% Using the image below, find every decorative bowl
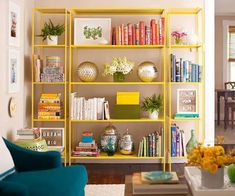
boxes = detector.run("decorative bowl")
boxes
[143,171,173,183]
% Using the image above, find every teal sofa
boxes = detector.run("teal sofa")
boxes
[0,139,88,196]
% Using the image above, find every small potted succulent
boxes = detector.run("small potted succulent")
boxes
[39,19,65,45]
[142,94,163,119]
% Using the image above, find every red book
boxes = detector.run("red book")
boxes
[161,17,165,45]
[124,25,128,45]
[151,19,156,45]
[139,21,145,45]
[118,26,122,45]
[121,24,124,45]
[128,23,133,45]
[132,24,136,45]
[156,23,159,45]
[115,27,119,45]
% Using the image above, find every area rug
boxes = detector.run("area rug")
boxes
[85,184,125,196]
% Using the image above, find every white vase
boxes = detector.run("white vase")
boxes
[47,36,58,45]
[201,168,224,189]
[149,111,159,119]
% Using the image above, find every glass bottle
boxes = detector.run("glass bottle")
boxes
[186,129,198,154]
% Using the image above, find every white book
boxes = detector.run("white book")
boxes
[84,100,88,120]
[70,92,77,119]
[87,99,91,120]
[158,134,162,157]
[78,97,81,120]
[73,97,78,120]
[97,98,105,120]
[93,98,98,120]
[179,130,183,156]
[80,97,85,120]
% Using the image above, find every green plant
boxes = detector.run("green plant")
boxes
[83,26,102,40]
[39,19,65,41]
[142,94,163,113]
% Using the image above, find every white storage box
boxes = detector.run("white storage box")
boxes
[184,166,235,196]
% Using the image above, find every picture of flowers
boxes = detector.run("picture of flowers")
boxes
[9,1,20,47]
[74,18,111,45]
[8,49,20,93]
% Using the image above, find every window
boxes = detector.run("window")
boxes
[229,26,235,81]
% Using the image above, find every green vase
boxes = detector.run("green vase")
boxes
[113,72,125,82]
[186,129,198,154]
[175,38,183,45]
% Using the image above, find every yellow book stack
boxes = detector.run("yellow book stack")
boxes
[116,92,140,105]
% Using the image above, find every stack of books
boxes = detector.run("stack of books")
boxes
[171,124,186,157]
[171,54,202,82]
[137,129,163,157]
[38,93,62,120]
[17,128,35,140]
[112,18,164,45]
[72,140,100,157]
[41,56,64,82]
[174,113,199,119]
[114,92,141,119]
[70,93,110,120]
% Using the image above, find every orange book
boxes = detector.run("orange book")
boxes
[156,23,159,45]
[151,19,156,45]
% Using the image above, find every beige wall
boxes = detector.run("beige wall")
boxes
[0,0,34,139]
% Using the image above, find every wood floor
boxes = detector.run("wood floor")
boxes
[79,163,185,184]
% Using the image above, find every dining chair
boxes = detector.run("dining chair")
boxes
[225,81,235,129]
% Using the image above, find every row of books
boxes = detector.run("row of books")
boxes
[70,93,110,120]
[171,124,186,157]
[112,18,165,45]
[72,140,100,157]
[38,94,62,120]
[34,55,64,82]
[171,54,202,82]
[137,129,163,157]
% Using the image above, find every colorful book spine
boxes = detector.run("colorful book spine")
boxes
[139,21,145,45]
[128,23,133,45]
[151,19,156,45]
[135,23,139,45]
[171,124,177,157]
[132,24,136,45]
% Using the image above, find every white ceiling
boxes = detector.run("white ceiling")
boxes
[216,0,235,15]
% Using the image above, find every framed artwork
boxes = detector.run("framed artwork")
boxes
[8,48,20,93]
[74,18,111,45]
[9,1,20,47]
[177,89,197,114]
[39,128,64,149]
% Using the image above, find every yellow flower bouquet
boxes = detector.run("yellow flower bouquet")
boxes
[187,145,233,174]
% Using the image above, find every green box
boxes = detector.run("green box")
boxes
[114,105,141,119]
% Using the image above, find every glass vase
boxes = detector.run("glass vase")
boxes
[175,38,183,45]
[113,72,125,82]
[186,129,198,154]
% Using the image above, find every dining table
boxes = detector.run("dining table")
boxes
[216,89,235,129]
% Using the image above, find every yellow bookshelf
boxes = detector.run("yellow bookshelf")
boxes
[69,8,167,169]
[32,8,70,165]
[167,8,204,171]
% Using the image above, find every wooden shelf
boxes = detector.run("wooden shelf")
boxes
[71,82,164,85]
[170,82,202,85]
[34,45,67,48]
[72,8,165,15]
[34,8,70,14]
[33,119,66,122]
[71,45,164,49]
[33,82,66,85]
[169,45,202,48]
[71,119,164,123]
[71,152,165,160]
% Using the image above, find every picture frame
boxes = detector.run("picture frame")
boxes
[9,1,20,47]
[39,128,64,149]
[74,18,111,45]
[8,48,20,93]
[177,89,197,114]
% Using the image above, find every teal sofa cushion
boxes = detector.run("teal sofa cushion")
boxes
[4,165,87,196]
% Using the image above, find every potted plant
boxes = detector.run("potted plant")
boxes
[171,30,187,45]
[142,94,163,119]
[103,57,135,82]
[187,145,234,188]
[39,19,65,45]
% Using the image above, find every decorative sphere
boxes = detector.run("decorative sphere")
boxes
[137,61,158,82]
[77,61,98,82]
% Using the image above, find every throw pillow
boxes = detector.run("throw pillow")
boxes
[0,137,15,180]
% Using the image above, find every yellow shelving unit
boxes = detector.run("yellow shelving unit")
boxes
[69,8,167,169]
[167,8,204,171]
[32,8,70,165]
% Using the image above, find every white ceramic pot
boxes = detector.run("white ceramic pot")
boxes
[149,111,159,119]
[47,36,58,45]
[201,168,224,189]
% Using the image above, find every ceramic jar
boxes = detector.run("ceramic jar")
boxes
[119,130,134,155]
